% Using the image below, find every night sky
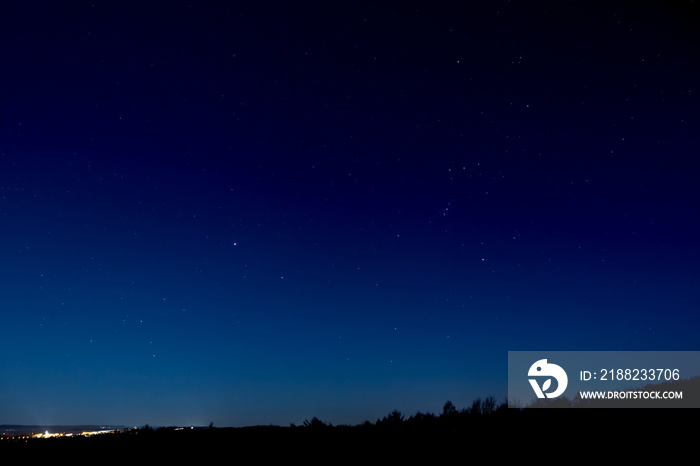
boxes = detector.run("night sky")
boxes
[1,1,698,427]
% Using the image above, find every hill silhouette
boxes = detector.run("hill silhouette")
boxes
[1,397,515,459]
[4,386,694,460]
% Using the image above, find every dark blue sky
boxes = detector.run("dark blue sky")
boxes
[1,0,698,426]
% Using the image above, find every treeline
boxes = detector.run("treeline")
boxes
[295,396,508,431]
[2,397,515,457]
[105,396,509,438]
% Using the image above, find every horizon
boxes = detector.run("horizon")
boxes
[1,0,698,426]
[0,394,496,429]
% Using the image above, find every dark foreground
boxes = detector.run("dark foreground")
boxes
[1,407,688,460]
[1,419,492,456]
[0,408,530,459]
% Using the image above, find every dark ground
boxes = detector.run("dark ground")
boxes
[1,407,691,460]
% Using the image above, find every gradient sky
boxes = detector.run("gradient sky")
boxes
[1,1,698,427]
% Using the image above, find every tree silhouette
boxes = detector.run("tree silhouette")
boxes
[482,396,496,415]
[442,400,457,417]
[389,409,403,423]
[379,409,404,426]
[303,417,328,429]
[469,398,482,415]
